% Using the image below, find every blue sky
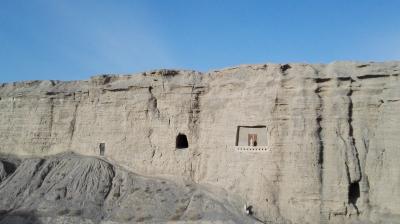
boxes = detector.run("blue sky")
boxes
[1,0,399,82]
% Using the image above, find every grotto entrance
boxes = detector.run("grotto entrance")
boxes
[348,182,360,205]
[99,143,105,156]
[176,134,188,149]
[236,126,267,146]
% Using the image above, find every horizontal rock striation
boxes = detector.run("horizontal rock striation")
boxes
[0,62,400,223]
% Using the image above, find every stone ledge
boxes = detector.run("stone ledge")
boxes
[233,146,271,152]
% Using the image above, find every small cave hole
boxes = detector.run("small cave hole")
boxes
[280,64,291,73]
[348,182,360,205]
[176,134,188,149]
[99,143,105,156]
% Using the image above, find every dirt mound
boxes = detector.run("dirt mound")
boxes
[0,153,256,224]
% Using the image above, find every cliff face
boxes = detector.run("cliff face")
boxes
[0,62,399,223]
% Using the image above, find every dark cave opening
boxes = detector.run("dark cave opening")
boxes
[280,64,291,72]
[176,134,188,149]
[348,182,360,205]
[99,143,105,156]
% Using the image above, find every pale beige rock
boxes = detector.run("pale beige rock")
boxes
[0,62,400,223]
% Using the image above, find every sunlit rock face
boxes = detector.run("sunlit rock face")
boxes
[0,62,399,223]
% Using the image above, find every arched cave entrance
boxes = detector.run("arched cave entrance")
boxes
[176,134,188,149]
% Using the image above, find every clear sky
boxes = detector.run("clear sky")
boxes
[1,0,399,83]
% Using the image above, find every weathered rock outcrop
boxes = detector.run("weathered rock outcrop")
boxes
[0,61,399,223]
[0,153,254,224]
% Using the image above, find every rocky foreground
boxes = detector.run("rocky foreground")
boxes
[0,153,256,224]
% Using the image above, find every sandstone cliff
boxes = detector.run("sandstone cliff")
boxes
[0,61,399,223]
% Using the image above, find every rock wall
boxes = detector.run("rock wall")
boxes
[0,62,399,223]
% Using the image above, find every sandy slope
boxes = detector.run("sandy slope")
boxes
[0,153,257,224]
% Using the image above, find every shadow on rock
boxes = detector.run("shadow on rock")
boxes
[0,210,42,224]
[0,160,17,175]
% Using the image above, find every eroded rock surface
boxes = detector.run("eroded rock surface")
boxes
[0,62,400,223]
[0,153,254,224]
